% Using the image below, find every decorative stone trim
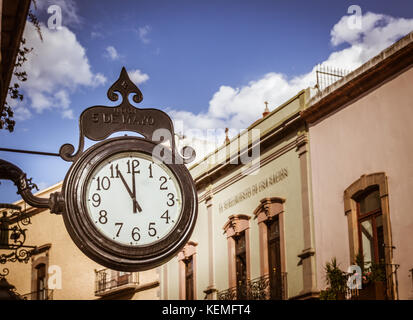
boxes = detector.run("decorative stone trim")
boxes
[223,214,252,289]
[178,241,198,300]
[343,172,395,299]
[30,244,51,298]
[204,188,216,299]
[253,197,285,223]
[223,214,251,239]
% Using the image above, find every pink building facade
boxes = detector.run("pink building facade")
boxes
[303,32,413,299]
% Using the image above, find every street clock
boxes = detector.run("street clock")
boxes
[54,67,197,271]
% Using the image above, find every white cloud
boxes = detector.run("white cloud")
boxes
[330,12,413,65]
[7,98,32,121]
[91,31,104,39]
[128,69,150,85]
[92,73,107,87]
[170,11,413,139]
[105,46,120,60]
[54,90,70,109]
[14,106,32,121]
[138,25,151,44]
[62,109,74,120]
[35,0,81,27]
[13,21,107,120]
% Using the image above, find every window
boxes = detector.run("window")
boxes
[184,256,194,300]
[253,198,286,300]
[235,232,247,299]
[117,271,131,286]
[36,264,47,300]
[267,216,282,299]
[30,247,51,300]
[178,241,197,300]
[344,173,394,299]
[222,214,251,296]
[356,187,385,266]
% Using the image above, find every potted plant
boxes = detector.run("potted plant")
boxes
[320,258,348,300]
[353,253,387,300]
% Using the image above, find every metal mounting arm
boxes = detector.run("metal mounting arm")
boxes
[0,159,63,214]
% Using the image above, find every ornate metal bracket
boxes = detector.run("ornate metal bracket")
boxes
[0,267,9,278]
[59,67,196,164]
[0,159,61,214]
[0,203,37,264]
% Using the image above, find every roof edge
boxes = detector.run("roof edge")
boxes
[302,31,413,123]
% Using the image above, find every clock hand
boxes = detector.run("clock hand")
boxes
[131,167,142,213]
[116,168,142,213]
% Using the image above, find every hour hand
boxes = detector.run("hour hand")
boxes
[116,168,142,213]
[132,197,142,213]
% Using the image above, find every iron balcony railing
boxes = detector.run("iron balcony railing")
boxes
[345,263,397,300]
[21,289,53,300]
[217,273,287,300]
[95,269,139,296]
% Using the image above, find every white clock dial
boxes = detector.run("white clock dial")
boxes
[85,152,182,246]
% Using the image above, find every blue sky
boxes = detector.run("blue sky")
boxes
[1,0,413,203]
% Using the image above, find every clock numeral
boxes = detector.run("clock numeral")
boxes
[115,222,123,237]
[148,222,157,237]
[131,227,141,242]
[96,176,111,191]
[161,210,170,224]
[92,193,101,207]
[127,160,140,174]
[167,193,175,206]
[98,210,108,224]
[109,164,119,179]
[148,163,153,178]
[159,176,168,190]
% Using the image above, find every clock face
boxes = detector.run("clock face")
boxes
[85,151,183,246]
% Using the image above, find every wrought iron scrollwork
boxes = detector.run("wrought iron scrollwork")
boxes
[0,204,37,264]
[0,159,61,214]
[0,267,9,278]
[217,273,287,300]
[0,159,50,209]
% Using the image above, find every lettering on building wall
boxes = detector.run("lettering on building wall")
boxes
[218,168,288,213]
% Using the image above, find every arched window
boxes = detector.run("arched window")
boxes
[253,197,286,300]
[31,246,51,300]
[223,214,251,298]
[178,241,197,300]
[344,173,394,299]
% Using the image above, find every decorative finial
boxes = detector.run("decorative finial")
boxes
[263,101,270,117]
[107,67,143,104]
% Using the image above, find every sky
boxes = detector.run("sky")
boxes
[1,0,413,203]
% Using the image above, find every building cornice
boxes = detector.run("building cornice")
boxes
[195,110,304,193]
[302,31,413,124]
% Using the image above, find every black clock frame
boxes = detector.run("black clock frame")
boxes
[62,136,198,271]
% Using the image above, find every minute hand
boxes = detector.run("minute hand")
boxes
[116,169,142,213]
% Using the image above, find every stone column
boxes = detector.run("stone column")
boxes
[296,132,317,298]
[203,187,217,299]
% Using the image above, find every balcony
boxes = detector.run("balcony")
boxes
[347,281,388,300]
[21,289,53,300]
[95,269,139,297]
[217,273,287,300]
